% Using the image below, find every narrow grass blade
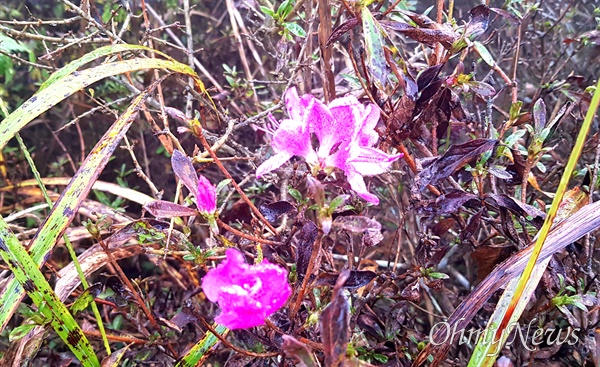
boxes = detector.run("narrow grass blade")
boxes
[0,218,100,366]
[176,324,229,366]
[0,75,171,333]
[467,78,600,365]
[39,44,173,91]
[0,57,205,151]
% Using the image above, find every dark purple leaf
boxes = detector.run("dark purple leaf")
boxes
[400,279,421,302]
[488,165,513,180]
[259,201,296,224]
[380,21,457,48]
[417,64,444,91]
[417,79,444,104]
[490,7,521,24]
[281,335,318,367]
[144,200,199,218]
[430,190,480,215]
[467,80,496,97]
[484,194,545,228]
[326,18,360,46]
[171,150,199,198]
[460,210,482,241]
[315,271,377,289]
[418,139,498,191]
[464,5,490,40]
[397,9,437,28]
[333,216,383,245]
[320,271,350,367]
[296,221,318,281]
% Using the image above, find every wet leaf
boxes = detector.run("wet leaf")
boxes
[473,41,495,67]
[490,7,521,24]
[144,200,198,218]
[281,335,317,367]
[296,221,318,281]
[9,323,37,342]
[326,18,360,46]
[484,194,546,228]
[418,139,498,190]
[362,7,388,88]
[533,98,547,132]
[171,149,199,198]
[320,271,350,367]
[380,21,457,49]
[259,201,296,224]
[70,283,102,316]
[400,279,421,302]
[464,4,490,40]
[315,271,377,289]
[467,80,496,97]
[101,346,130,367]
[417,64,444,92]
[333,215,381,234]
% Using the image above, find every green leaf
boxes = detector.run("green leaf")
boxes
[284,22,306,38]
[260,5,275,18]
[70,284,102,316]
[277,0,294,19]
[9,323,37,342]
[473,41,495,67]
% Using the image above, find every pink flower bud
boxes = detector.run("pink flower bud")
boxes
[196,175,217,215]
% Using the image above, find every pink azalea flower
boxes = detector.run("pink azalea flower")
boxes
[256,88,402,204]
[196,175,217,215]
[201,248,291,329]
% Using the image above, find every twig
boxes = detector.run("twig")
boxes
[216,219,280,245]
[191,122,279,236]
[198,317,279,358]
[0,49,55,70]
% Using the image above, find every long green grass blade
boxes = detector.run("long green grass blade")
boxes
[0,57,201,151]
[467,78,600,365]
[39,44,173,91]
[0,218,100,366]
[0,72,183,333]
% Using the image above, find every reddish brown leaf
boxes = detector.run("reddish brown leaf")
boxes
[326,18,360,47]
[296,221,318,281]
[464,4,491,40]
[380,21,457,48]
[281,335,318,367]
[144,200,199,218]
[315,271,377,289]
[320,271,351,367]
[171,149,199,198]
[418,139,498,191]
[259,201,296,224]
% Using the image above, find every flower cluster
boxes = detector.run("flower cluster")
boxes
[202,248,291,329]
[256,88,402,204]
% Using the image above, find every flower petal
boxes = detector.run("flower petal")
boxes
[344,167,380,204]
[304,99,344,160]
[356,104,381,147]
[196,175,217,214]
[285,87,314,121]
[348,146,402,176]
[256,151,294,178]
[201,249,291,330]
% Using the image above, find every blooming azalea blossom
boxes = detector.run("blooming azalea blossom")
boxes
[256,87,402,204]
[201,248,291,329]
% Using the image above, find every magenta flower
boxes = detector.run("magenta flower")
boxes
[196,175,217,215]
[202,248,291,329]
[256,88,402,204]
